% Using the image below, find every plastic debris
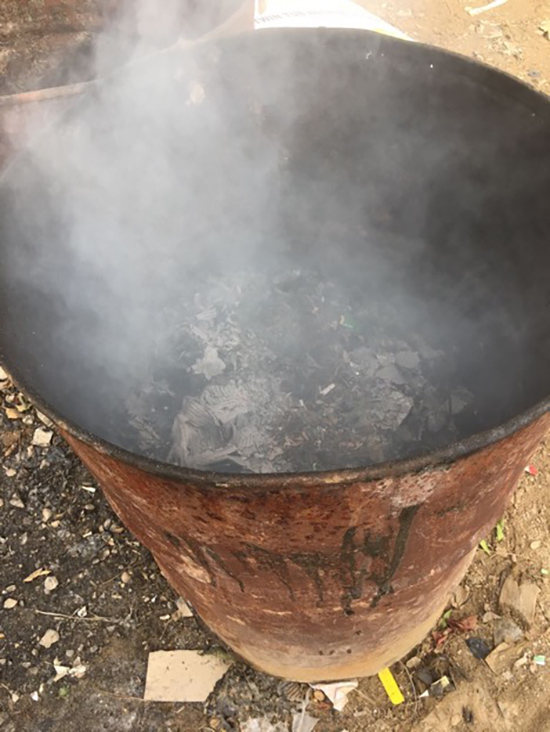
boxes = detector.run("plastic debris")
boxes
[466,637,492,660]
[433,614,478,647]
[485,642,528,675]
[466,0,508,15]
[378,667,405,705]
[439,609,453,628]
[479,539,491,556]
[451,585,470,608]
[430,676,453,698]
[292,694,319,732]
[71,664,87,679]
[35,411,54,427]
[541,569,549,576]
[534,655,546,666]
[292,715,318,732]
[495,521,505,543]
[419,675,453,698]
[540,21,550,39]
[524,464,539,476]
[493,617,523,646]
[242,720,287,732]
[499,577,540,627]
[143,650,231,702]
[310,680,358,711]
[173,598,193,619]
[31,428,53,447]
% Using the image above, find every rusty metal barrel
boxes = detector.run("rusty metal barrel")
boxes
[1,29,550,681]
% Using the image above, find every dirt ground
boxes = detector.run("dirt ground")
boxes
[2,1,550,731]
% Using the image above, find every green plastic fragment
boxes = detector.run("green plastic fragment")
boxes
[479,539,491,556]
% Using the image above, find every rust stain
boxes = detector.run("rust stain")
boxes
[62,412,550,681]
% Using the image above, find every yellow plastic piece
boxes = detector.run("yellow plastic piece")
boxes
[378,667,405,706]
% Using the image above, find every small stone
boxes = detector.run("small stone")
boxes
[494,617,524,646]
[482,611,501,623]
[30,691,39,702]
[530,540,542,550]
[0,366,7,380]
[65,649,75,658]
[451,715,462,727]
[3,598,17,609]
[44,576,59,594]
[9,494,25,509]
[5,468,16,478]
[121,571,131,584]
[6,585,16,592]
[313,690,326,702]
[42,508,52,523]
[405,656,421,670]
[39,630,60,649]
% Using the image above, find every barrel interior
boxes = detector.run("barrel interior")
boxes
[0,30,549,473]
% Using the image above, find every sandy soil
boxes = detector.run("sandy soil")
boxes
[1,1,550,731]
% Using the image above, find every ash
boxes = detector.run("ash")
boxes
[125,266,473,473]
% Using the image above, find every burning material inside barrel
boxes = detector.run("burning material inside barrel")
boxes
[125,263,474,473]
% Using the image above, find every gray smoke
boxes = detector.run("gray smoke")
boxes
[1,2,546,472]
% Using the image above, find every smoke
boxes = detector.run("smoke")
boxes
[1,2,549,470]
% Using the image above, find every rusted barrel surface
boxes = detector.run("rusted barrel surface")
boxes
[64,413,549,681]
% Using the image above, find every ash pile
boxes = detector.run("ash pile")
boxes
[125,266,473,473]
